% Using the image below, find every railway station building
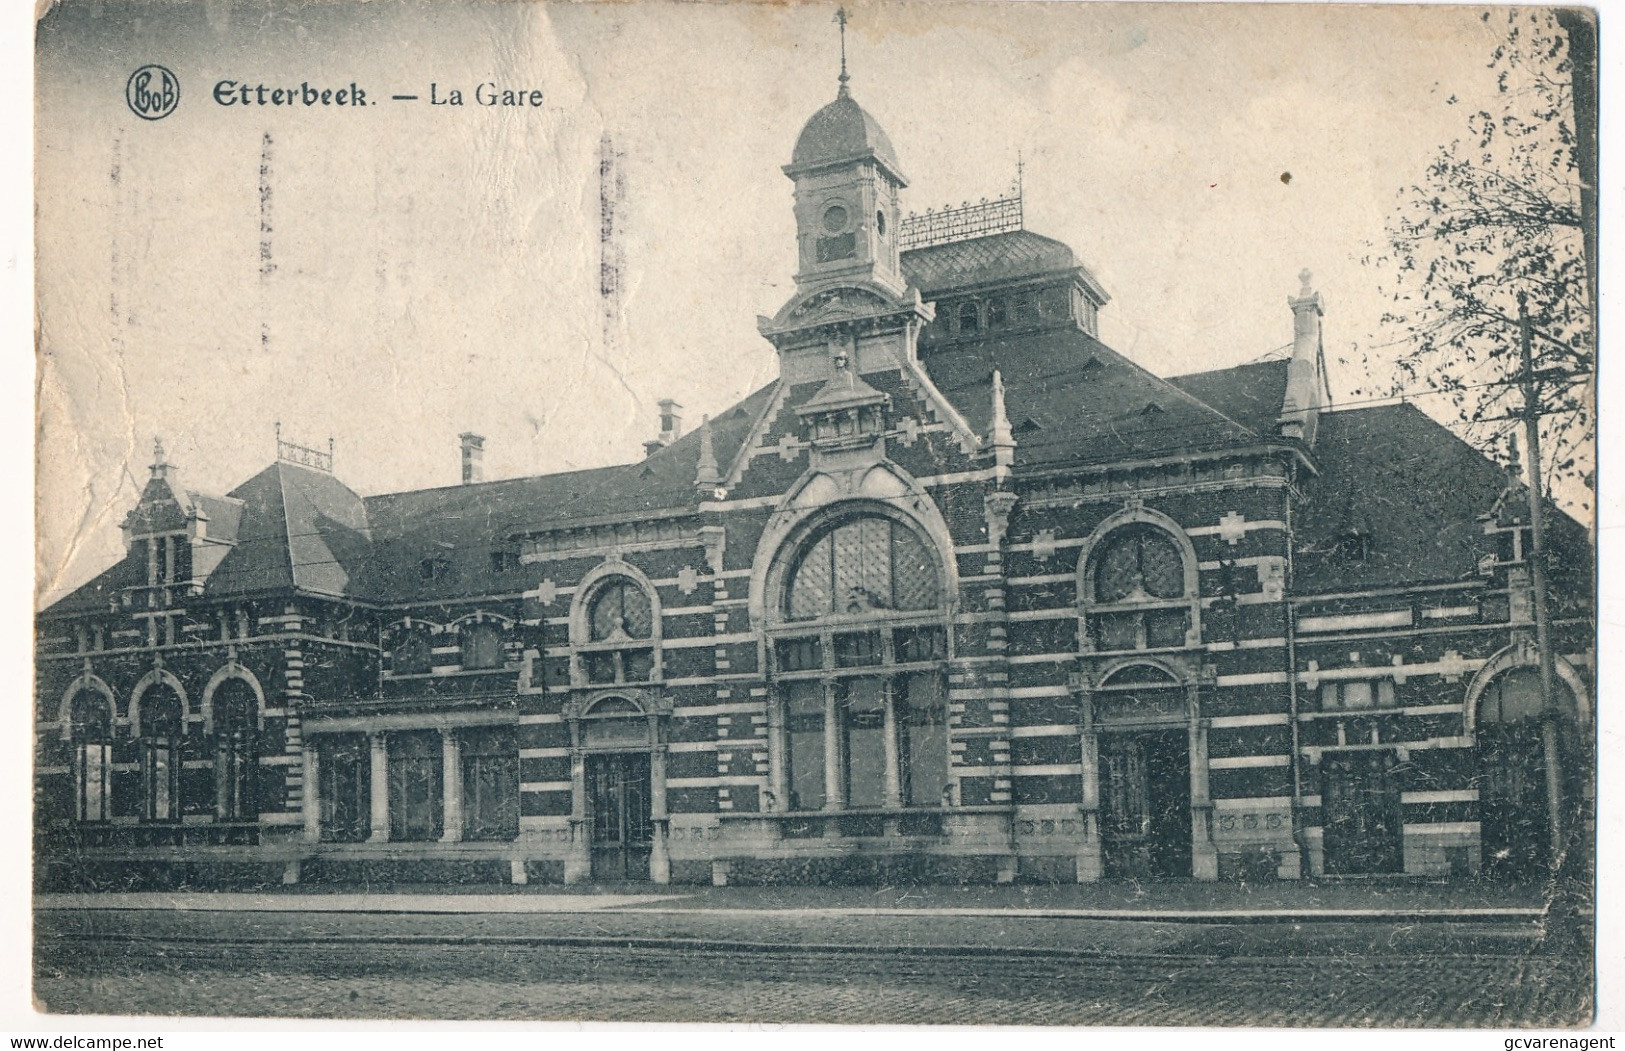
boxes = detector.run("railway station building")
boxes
[35,76,1594,889]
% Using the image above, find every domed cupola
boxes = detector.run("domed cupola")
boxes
[782,54,909,296]
[788,90,907,187]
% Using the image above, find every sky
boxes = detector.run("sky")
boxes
[32,0,1559,607]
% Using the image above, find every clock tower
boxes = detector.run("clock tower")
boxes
[782,69,908,297]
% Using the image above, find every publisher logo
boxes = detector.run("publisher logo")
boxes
[126,65,180,121]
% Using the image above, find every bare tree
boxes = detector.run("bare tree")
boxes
[1362,8,1594,511]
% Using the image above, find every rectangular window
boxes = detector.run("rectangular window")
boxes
[901,672,949,807]
[584,652,619,684]
[143,741,176,821]
[1095,611,1138,650]
[622,648,655,682]
[76,743,111,822]
[776,636,823,673]
[834,631,883,668]
[785,681,826,812]
[894,626,945,663]
[462,729,519,842]
[388,732,443,842]
[318,735,370,843]
[1145,609,1188,648]
[1321,680,1397,711]
[842,678,887,808]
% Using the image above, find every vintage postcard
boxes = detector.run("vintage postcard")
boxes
[27,0,1599,1029]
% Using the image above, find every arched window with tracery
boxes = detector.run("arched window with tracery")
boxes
[785,516,939,621]
[213,677,258,821]
[578,575,657,685]
[767,510,951,814]
[69,689,113,823]
[138,682,183,822]
[1083,522,1196,652]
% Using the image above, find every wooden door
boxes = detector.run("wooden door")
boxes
[588,752,653,881]
[1321,751,1404,875]
[1478,723,1550,881]
[1101,730,1191,878]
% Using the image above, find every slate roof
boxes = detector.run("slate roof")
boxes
[901,230,1077,293]
[921,325,1264,468]
[1168,360,1291,438]
[1289,402,1596,593]
[789,91,903,180]
[352,382,776,603]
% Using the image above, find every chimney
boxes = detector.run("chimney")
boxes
[658,399,683,445]
[1276,269,1325,446]
[459,432,485,485]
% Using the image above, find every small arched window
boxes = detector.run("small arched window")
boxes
[1094,525,1186,603]
[580,576,658,685]
[589,579,653,642]
[461,621,504,670]
[987,298,1008,327]
[392,629,432,676]
[214,677,258,821]
[785,516,939,621]
[957,301,981,333]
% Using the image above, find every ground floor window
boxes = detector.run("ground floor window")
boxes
[138,683,183,822]
[780,670,948,811]
[213,679,259,820]
[318,735,370,842]
[785,680,826,811]
[388,731,443,842]
[69,690,113,823]
[462,728,519,841]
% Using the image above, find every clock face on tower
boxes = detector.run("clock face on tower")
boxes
[822,204,849,233]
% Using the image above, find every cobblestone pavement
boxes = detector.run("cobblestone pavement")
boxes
[34,907,1592,1027]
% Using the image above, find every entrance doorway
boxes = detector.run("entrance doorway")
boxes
[587,752,652,881]
[1100,729,1191,878]
[1475,666,1581,881]
[1321,751,1403,875]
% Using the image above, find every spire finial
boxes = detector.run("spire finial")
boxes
[695,414,722,493]
[835,7,850,95]
[153,436,166,465]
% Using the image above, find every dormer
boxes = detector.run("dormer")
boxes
[795,351,891,452]
[118,440,240,602]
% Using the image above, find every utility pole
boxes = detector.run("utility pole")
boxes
[1517,294,1566,871]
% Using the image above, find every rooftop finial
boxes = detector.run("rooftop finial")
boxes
[153,437,166,465]
[835,6,850,95]
[1299,268,1313,296]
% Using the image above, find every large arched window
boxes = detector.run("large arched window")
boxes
[785,515,939,621]
[578,575,657,685]
[768,511,950,814]
[213,677,258,821]
[69,689,113,823]
[1083,522,1196,653]
[138,683,183,822]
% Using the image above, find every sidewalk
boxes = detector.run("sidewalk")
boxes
[36,877,1563,923]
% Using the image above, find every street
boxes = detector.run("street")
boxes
[32,895,1592,1026]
